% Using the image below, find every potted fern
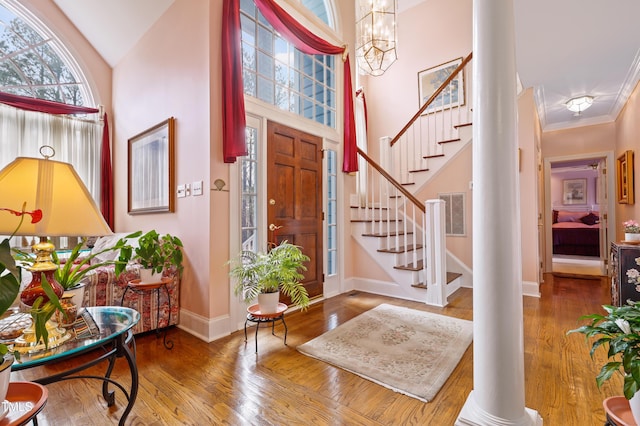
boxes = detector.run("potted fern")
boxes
[228,241,310,313]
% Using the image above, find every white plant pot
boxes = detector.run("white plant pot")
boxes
[625,233,640,242]
[64,282,86,309]
[139,268,163,284]
[630,391,640,424]
[257,291,280,314]
[0,356,13,404]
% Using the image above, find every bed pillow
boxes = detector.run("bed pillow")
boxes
[557,210,588,223]
[580,212,599,226]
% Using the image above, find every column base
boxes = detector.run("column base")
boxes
[455,391,543,426]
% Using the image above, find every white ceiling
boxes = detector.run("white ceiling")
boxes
[52,0,640,133]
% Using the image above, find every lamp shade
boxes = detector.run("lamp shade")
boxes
[0,157,112,237]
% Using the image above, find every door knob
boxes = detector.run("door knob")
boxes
[269,224,283,232]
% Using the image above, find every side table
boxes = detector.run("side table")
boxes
[121,278,173,349]
[0,381,47,426]
[603,396,637,426]
[244,303,288,353]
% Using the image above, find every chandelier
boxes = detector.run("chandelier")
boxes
[356,0,398,76]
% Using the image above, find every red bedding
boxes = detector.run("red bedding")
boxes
[552,222,600,256]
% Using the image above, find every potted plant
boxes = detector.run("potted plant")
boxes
[116,230,183,283]
[624,220,640,242]
[228,240,310,313]
[568,301,640,422]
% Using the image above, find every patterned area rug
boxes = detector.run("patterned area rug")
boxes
[297,303,473,402]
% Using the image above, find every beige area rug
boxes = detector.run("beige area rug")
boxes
[297,303,473,402]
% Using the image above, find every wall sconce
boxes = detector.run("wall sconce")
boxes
[355,0,398,76]
[211,179,228,192]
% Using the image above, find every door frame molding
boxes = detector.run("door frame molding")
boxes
[543,151,615,273]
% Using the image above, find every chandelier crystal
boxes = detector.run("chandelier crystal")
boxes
[356,0,398,76]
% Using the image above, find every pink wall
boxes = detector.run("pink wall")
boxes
[112,0,215,319]
[615,81,640,237]
[517,89,542,284]
[542,123,615,158]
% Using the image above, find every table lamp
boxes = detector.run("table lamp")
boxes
[0,148,113,349]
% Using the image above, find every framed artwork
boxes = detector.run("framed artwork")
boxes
[418,57,465,114]
[562,178,587,205]
[128,117,176,214]
[617,150,634,204]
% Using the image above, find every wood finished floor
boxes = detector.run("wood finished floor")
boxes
[12,273,618,425]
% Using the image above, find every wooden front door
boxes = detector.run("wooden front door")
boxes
[267,121,323,300]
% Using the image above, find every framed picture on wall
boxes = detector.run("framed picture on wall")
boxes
[562,178,587,205]
[617,150,634,204]
[128,117,176,214]
[418,57,465,114]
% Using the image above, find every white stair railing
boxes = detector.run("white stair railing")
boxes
[386,53,473,184]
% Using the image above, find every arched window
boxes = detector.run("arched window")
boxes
[0,0,92,106]
[240,0,337,128]
[0,1,102,236]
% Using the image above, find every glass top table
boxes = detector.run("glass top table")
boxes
[10,306,141,426]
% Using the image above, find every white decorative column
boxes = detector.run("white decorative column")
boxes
[456,0,542,425]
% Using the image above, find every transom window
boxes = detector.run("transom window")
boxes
[240,0,337,128]
[0,0,90,105]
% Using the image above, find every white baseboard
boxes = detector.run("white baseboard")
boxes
[522,280,541,298]
[176,308,231,343]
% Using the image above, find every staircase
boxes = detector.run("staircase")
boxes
[351,53,473,307]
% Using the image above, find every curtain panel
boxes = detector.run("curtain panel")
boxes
[0,93,114,229]
[222,0,358,172]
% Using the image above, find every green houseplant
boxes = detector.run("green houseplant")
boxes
[568,301,640,421]
[228,240,310,312]
[116,230,184,279]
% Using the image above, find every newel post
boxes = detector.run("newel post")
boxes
[425,199,447,307]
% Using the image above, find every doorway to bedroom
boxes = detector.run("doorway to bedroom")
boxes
[544,153,615,277]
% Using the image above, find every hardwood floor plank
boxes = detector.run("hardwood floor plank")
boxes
[9,273,618,425]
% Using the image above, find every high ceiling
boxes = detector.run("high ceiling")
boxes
[52,0,640,133]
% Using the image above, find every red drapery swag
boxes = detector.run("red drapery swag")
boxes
[0,92,114,229]
[222,0,358,172]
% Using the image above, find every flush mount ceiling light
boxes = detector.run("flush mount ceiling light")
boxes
[565,95,594,115]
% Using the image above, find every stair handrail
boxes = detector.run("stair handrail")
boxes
[389,52,473,147]
[357,147,425,213]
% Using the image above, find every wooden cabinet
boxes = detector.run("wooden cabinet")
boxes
[610,242,640,306]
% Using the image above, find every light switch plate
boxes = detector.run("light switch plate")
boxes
[177,184,186,198]
[192,180,203,196]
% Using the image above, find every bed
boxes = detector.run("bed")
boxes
[552,210,600,257]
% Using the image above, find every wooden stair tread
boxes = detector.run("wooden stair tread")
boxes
[394,260,424,271]
[410,272,463,289]
[362,231,413,238]
[453,122,472,129]
[408,168,430,173]
[438,138,461,145]
[350,206,389,210]
[378,244,423,253]
[351,219,402,223]
[424,154,445,159]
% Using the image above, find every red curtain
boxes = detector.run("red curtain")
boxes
[0,92,99,115]
[0,92,114,229]
[100,113,114,229]
[221,0,358,172]
[221,0,248,163]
